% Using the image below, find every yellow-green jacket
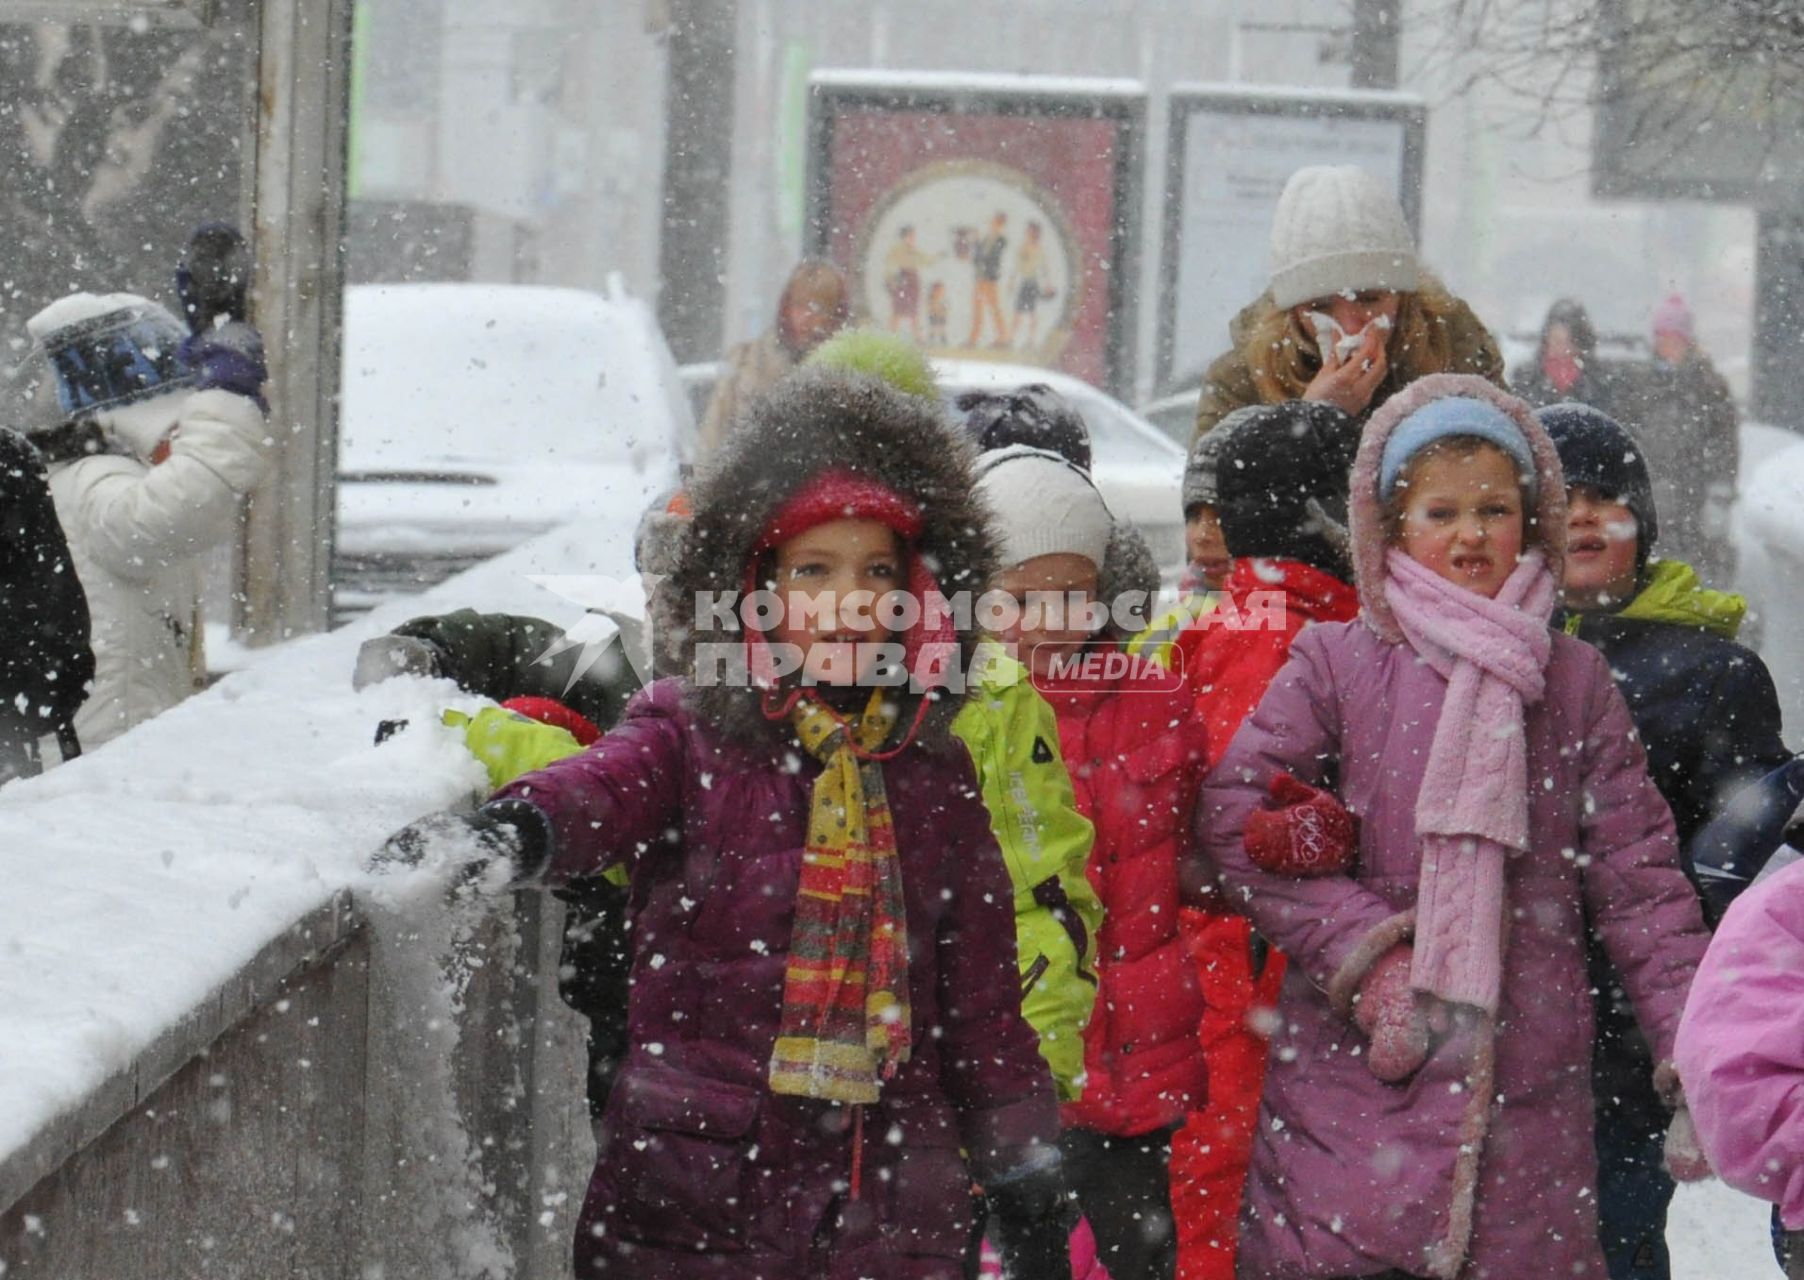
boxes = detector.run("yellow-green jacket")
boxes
[951,643,1101,1100]
[1125,590,1218,669]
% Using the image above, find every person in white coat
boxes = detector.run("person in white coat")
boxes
[12,292,272,747]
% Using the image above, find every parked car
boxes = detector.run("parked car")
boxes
[933,359,1187,574]
[334,280,693,621]
[1138,387,1201,447]
[677,360,722,424]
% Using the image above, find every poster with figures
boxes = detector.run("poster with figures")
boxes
[807,72,1146,397]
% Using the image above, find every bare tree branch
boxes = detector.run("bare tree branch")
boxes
[1410,0,1804,188]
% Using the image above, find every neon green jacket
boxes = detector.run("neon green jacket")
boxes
[449,644,1101,1099]
[952,643,1101,1100]
[1561,558,1746,639]
[1125,591,1218,668]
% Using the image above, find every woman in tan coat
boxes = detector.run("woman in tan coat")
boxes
[1192,166,1503,440]
[698,259,850,454]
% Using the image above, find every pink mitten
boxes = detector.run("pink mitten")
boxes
[1353,946,1432,1083]
[1664,1106,1711,1182]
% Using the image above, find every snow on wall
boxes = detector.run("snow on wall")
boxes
[0,511,635,1175]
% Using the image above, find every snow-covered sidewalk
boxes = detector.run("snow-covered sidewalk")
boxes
[1671,1178,1780,1276]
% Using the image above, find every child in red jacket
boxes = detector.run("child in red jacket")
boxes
[977,444,1208,1280]
[1160,401,1362,1280]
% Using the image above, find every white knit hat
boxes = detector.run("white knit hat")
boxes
[974,445,1114,570]
[1267,166,1419,310]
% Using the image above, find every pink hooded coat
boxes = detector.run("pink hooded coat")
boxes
[1676,858,1804,1227]
[1193,375,1708,1279]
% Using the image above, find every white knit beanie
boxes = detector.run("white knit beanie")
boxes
[974,445,1114,570]
[1267,166,1420,311]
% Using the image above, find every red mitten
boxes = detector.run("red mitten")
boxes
[1244,773,1358,877]
[1353,946,1432,1083]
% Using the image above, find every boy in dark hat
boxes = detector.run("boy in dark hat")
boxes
[1127,427,1232,665]
[1541,401,1792,1280]
[1166,399,1364,1280]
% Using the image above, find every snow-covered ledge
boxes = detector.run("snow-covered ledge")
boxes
[0,515,637,1278]
[0,889,359,1217]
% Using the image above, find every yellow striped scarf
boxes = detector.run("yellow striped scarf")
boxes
[768,692,913,1103]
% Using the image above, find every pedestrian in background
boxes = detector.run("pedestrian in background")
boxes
[698,259,850,454]
[12,291,271,748]
[0,427,92,782]
[1512,297,1620,414]
[1614,294,1739,586]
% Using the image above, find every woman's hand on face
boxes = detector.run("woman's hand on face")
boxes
[1302,321,1389,416]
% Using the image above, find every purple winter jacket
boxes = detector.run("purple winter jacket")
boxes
[496,678,1059,1279]
[1197,621,1707,1280]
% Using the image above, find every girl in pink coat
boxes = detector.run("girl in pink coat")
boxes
[1194,375,1709,1279]
[1677,857,1804,1230]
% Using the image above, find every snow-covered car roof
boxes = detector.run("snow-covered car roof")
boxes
[339,282,693,474]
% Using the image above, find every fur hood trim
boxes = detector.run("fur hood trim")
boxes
[1099,521,1161,640]
[672,366,996,752]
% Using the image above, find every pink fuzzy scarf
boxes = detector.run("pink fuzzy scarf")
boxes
[1383,548,1556,1014]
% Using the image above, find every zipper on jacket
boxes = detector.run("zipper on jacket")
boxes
[1020,953,1051,999]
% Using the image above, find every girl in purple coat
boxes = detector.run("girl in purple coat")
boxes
[373,368,1068,1278]
[1192,374,1710,1279]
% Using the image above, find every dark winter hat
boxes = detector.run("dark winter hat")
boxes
[1215,401,1360,578]
[956,385,1093,472]
[1536,402,1659,561]
[1182,425,1229,514]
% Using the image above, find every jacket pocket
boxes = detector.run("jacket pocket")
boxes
[878,1099,973,1258]
[601,1068,760,1253]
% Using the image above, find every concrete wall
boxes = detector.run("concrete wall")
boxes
[0,890,593,1280]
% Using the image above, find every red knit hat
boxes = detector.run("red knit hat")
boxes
[1651,293,1695,342]
[751,469,923,552]
[501,696,602,747]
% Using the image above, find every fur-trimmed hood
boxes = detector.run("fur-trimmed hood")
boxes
[672,365,996,752]
[1350,373,1568,643]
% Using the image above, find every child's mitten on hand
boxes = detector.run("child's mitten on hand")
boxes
[1664,1105,1712,1182]
[1353,945,1432,1083]
[1244,772,1358,877]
